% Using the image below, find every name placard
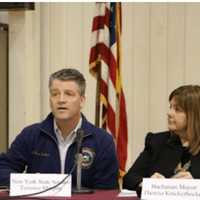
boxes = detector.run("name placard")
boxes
[10,173,71,197]
[141,178,200,200]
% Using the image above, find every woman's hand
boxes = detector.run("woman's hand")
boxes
[139,172,165,188]
[150,172,165,178]
[172,171,193,179]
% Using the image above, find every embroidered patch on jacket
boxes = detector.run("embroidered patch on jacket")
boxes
[81,147,95,169]
[32,150,50,157]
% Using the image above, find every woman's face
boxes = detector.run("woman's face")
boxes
[167,97,187,137]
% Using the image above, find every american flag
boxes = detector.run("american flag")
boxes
[89,2,128,176]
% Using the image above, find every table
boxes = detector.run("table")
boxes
[0,190,139,200]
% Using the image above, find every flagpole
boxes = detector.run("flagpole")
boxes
[95,61,101,127]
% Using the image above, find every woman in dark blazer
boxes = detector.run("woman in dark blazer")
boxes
[123,85,200,196]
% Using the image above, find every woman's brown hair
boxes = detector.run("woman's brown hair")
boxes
[169,85,200,155]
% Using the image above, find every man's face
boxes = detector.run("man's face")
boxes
[49,79,85,122]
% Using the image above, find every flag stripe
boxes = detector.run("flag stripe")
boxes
[90,43,117,87]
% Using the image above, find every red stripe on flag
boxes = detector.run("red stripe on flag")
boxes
[100,79,116,137]
[92,6,111,32]
[104,6,111,27]
[117,91,128,171]
[92,16,105,31]
[90,43,117,87]
[107,102,116,137]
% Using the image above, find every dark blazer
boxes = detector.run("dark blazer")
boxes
[123,131,200,193]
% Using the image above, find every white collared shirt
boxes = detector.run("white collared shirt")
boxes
[54,117,82,174]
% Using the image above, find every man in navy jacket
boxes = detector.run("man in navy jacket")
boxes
[0,68,119,189]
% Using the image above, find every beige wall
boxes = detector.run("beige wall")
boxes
[1,3,200,170]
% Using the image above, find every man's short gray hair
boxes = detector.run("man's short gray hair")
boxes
[49,68,86,96]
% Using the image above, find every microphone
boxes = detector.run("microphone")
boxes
[73,129,94,194]
[75,128,84,154]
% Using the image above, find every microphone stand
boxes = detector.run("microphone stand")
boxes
[72,129,94,194]
[76,153,83,191]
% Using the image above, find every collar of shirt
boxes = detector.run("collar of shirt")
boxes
[53,117,82,174]
[54,117,82,145]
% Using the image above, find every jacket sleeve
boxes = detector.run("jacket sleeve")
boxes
[123,132,156,192]
[0,129,31,186]
[92,133,119,189]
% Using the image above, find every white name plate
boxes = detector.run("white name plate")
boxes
[141,178,200,200]
[10,173,71,197]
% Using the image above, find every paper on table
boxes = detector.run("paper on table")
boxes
[118,189,137,197]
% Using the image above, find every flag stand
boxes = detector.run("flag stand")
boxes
[95,61,101,128]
